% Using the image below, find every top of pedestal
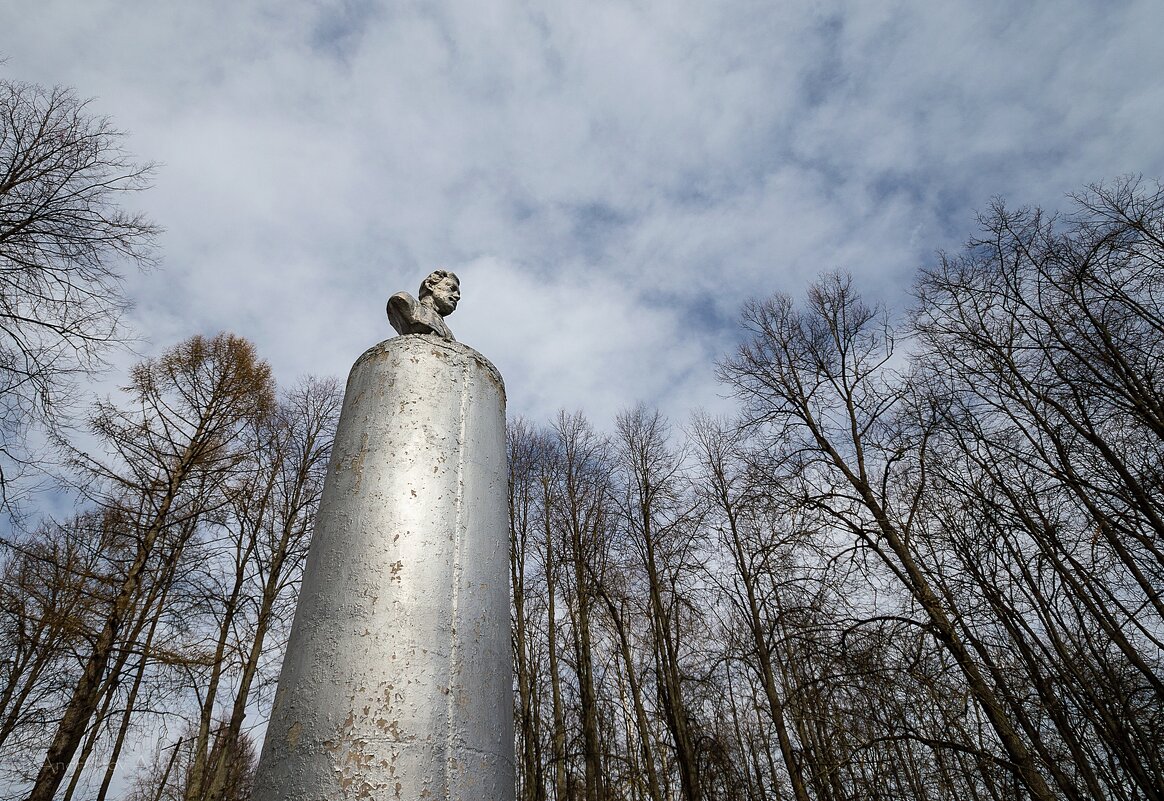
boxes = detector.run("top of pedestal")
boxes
[353,334,505,400]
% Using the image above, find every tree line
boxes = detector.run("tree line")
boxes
[1,70,1161,800]
[506,178,1163,801]
[0,333,340,800]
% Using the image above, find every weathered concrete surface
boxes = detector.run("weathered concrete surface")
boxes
[252,335,514,801]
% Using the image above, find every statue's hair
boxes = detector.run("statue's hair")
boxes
[419,269,459,299]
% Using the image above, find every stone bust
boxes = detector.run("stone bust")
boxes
[387,269,460,341]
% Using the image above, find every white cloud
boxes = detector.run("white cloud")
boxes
[4,0,1162,421]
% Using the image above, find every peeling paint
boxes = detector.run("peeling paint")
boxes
[286,721,302,750]
[252,335,515,801]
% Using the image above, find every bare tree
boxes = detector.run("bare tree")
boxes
[912,176,1164,798]
[612,404,705,801]
[553,411,612,801]
[26,333,273,801]
[509,418,549,801]
[124,726,257,801]
[717,273,1058,801]
[689,412,813,801]
[0,78,158,506]
[0,514,118,783]
[184,376,340,801]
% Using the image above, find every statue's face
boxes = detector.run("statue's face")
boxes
[429,274,460,316]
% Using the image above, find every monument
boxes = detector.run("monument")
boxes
[252,271,516,800]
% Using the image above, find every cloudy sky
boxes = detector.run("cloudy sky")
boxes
[4,0,1163,427]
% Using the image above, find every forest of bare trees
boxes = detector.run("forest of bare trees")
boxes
[506,178,1164,801]
[0,333,341,800]
[1,72,1160,799]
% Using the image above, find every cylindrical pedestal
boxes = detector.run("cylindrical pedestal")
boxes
[252,335,514,801]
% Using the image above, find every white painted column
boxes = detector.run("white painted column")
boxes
[252,334,514,801]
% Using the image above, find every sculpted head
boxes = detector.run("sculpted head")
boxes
[419,269,461,317]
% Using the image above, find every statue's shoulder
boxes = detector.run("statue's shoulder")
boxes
[387,291,418,314]
[386,292,455,341]
[387,292,420,334]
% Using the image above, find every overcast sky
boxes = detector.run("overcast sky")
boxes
[4,0,1163,428]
